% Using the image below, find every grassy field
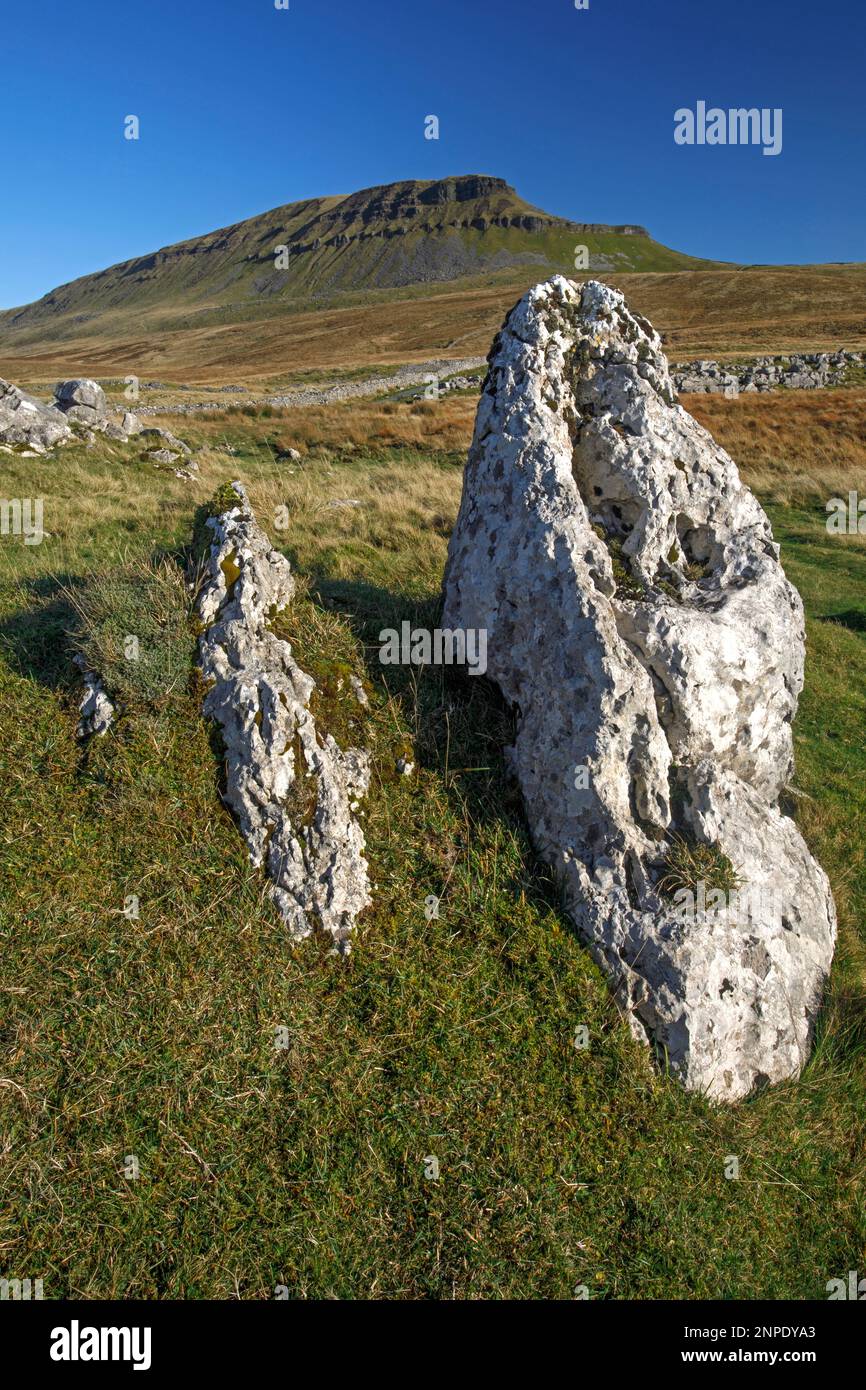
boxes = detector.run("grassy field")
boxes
[0,389,864,1299]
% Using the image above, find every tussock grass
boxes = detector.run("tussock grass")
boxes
[685,388,866,506]
[0,393,864,1299]
[206,394,476,454]
[64,557,195,713]
[656,835,742,900]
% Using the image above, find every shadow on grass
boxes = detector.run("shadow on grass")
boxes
[817,608,866,634]
[306,570,566,920]
[0,574,82,690]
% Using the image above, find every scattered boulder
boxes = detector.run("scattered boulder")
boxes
[74,654,115,738]
[140,424,196,476]
[121,410,143,436]
[140,426,191,455]
[0,378,72,449]
[102,409,144,442]
[0,376,157,453]
[146,448,182,466]
[671,361,739,397]
[54,379,108,424]
[196,482,372,952]
[403,373,481,403]
[143,445,199,480]
[443,276,836,1102]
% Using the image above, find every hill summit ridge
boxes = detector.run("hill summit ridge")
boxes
[0,173,684,339]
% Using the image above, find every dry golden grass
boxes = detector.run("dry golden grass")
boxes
[5,387,859,604]
[684,388,866,504]
[208,395,477,452]
[194,386,866,511]
[626,266,866,358]
[4,264,865,385]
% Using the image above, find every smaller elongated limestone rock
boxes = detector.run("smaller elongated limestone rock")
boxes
[74,654,115,738]
[196,482,371,951]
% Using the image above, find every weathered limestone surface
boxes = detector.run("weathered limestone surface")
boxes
[54,378,108,424]
[443,276,836,1101]
[74,653,115,738]
[197,482,371,951]
[0,377,72,449]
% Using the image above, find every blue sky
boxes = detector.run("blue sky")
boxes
[1,0,863,307]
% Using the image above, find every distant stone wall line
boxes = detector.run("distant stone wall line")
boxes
[672,349,865,397]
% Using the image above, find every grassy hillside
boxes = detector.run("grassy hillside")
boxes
[0,390,864,1298]
[2,174,863,387]
[3,263,866,390]
[0,175,708,335]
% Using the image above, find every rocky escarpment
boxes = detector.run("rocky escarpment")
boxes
[196,483,371,952]
[443,276,836,1102]
[673,350,864,396]
[266,177,650,263]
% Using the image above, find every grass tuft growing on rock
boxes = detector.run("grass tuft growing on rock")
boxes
[656,833,742,901]
[592,524,648,601]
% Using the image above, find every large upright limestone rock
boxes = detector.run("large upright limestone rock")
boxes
[197,482,371,952]
[443,276,836,1101]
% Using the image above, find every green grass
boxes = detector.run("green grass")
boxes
[657,834,742,900]
[0,429,864,1300]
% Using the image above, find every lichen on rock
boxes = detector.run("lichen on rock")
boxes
[195,481,371,952]
[443,276,836,1102]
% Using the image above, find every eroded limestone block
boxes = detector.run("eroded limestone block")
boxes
[443,276,836,1101]
[0,378,72,448]
[73,653,115,738]
[196,482,371,952]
